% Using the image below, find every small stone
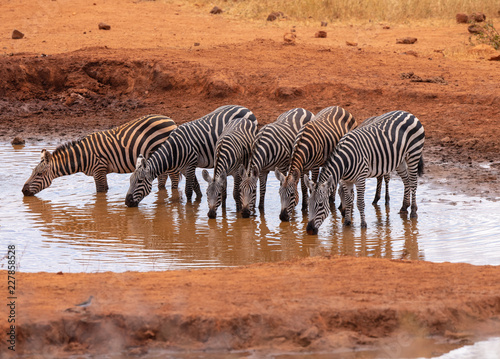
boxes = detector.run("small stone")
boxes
[11,137,25,145]
[283,32,296,45]
[267,11,284,21]
[321,21,328,27]
[12,29,24,39]
[346,41,358,47]
[194,42,200,46]
[396,37,417,44]
[210,6,223,14]
[470,12,486,22]
[468,25,482,34]
[315,31,327,38]
[382,25,391,29]
[456,13,469,24]
[98,22,110,30]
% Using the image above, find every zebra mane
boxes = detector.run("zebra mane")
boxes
[52,138,83,156]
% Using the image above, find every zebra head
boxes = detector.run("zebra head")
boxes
[239,166,259,218]
[125,155,154,207]
[275,168,300,222]
[304,174,336,235]
[22,149,55,196]
[202,170,226,219]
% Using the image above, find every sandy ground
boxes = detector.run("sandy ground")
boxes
[1,0,500,356]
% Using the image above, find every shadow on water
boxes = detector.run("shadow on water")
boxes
[1,141,500,272]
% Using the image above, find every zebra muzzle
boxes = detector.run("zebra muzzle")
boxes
[306,221,319,235]
[279,209,290,222]
[22,184,34,196]
[125,194,138,207]
[207,209,217,219]
[241,208,251,218]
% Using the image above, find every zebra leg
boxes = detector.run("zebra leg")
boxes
[157,172,167,190]
[185,165,198,201]
[93,168,109,192]
[192,174,202,199]
[222,180,227,209]
[233,173,242,211]
[356,179,367,228]
[384,173,390,205]
[408,156,421,219]
[169,172,180,190]
[372,176,383,205]
[258,172,268,210]
[343,182,354,226]
[300,171,309,212]
[396,161,411,215]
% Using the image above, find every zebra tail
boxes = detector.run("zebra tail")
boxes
[417,155,424,177]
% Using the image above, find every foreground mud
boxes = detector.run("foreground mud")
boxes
[2,257,500,357]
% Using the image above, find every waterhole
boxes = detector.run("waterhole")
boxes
[1,142,499,272]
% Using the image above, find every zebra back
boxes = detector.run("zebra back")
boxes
[287,106,357,175]
[250,108,314,173]
[214,116,258,178]
[148,105,256,177]
[321,110,425,184]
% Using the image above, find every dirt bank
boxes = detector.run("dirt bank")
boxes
[2,257,500,357]
[1,0,500,356]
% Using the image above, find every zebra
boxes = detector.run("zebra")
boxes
[125,105,256,207]
[202,116,258,218]
[239,108,314,218]
[274,106,357,222]
[337,116,391,215]
[304,110,425,234]
[22,114,179,196]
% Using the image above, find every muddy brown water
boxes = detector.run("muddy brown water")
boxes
[1,141,500,273]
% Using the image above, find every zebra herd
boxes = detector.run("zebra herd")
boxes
[22,105,425,234]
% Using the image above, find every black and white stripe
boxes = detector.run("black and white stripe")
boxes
[275,106,357,222]
[22,114,178,196]
[125,105,256,207]
[239,108,314,218]
[304,110,425,234]
[202,116,258,218]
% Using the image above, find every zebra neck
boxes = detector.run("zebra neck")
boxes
[51,141,86,177]
[148,142,178,178]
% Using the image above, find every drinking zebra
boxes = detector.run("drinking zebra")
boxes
[337,116,391,215]
[202,116,258,218]
[275,106,357,222]
[239,108,314,218]
[304,110,425,234]
[22,114,178,196]
[125,105,256,207]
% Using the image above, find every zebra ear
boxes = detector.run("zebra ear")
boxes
[202,169,212,183]
[135,155,146,169]
[291,168,300,182]
[41,149,52,162]
[303,174,314,192]
[275,168,285,183]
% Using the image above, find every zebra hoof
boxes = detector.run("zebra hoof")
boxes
[343,219,352,226]
[410,211,418,219]
[361,221,367,228]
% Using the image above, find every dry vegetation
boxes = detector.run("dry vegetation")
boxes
[182,0,499,22]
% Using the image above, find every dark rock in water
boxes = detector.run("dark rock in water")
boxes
[11,136,25,145]
[12,29,24,39]
[98,22,111,30]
